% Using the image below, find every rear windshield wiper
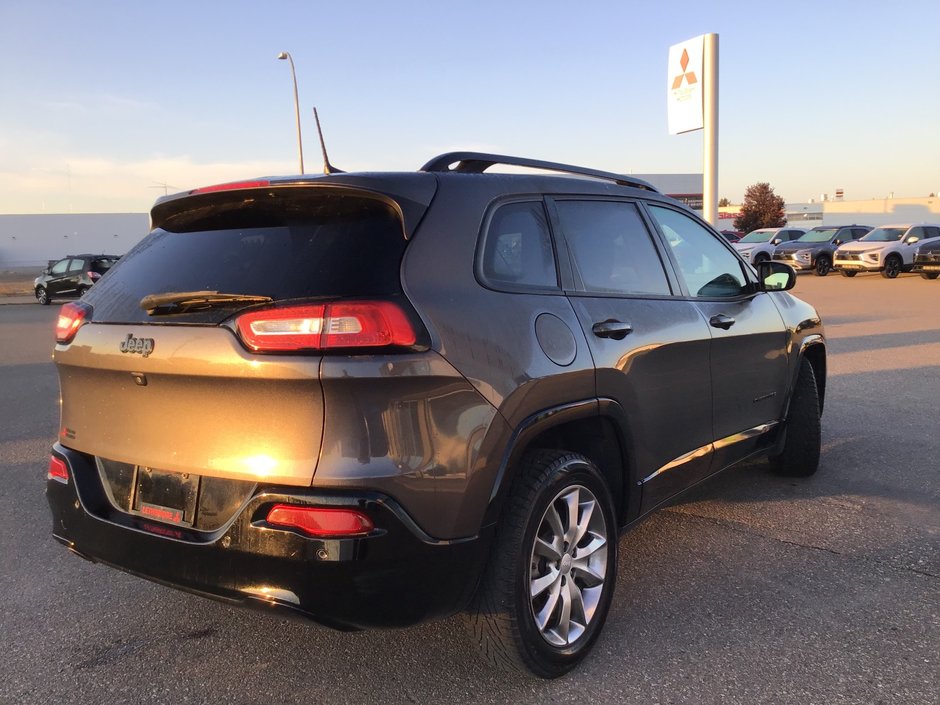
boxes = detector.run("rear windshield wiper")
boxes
[140,291,273,315]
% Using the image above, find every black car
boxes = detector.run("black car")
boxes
[771,225,871,276]
[34,253,119,305]
[45,153,826,678]
[912,239,940,279]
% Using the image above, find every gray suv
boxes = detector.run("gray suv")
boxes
[45,153,826,678]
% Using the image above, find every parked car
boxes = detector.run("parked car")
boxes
[34,253,119,305]
[45,152,826,678]
[772,225,871,276]
[733,226,806,265]
[834,224,940,278]
[911,238,940,279]
[719,229,742,243]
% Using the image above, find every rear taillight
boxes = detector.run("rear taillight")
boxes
[265,504,374,537]
[55,302,92,344]
[48,456,69,483]
[87,271,101,281]
[235,301,416,352]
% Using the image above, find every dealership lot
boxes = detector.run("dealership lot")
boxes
[0,273,937,704]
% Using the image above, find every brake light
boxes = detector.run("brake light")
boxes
[235,301,416,352]
[48,456,69,483]
[191,179,271,195]
[87,271,101,281]
[55,302,91,344]
[265,504,374,537]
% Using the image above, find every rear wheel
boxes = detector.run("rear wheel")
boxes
[469,450,617,678]
[840,270,857,278]
[77,286,90,298]
[35,286,49,305]
[770,359,821,477]
[921,272,939,280]
[814,256,831,276]
[881,255,902,279]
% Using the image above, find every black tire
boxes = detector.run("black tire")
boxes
[77,286,90,298]
[840,270,857,278]
[920,272,939,280]
[881,255,902,279]
[753,253,770,266]
[814,256,831,276]
[36,286,50,305]
[770,359,821,477]
[468,449,617,678]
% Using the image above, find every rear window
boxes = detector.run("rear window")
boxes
[85,189,406,324]
[90,257,117,274]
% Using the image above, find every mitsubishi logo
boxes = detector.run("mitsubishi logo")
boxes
[671,48,698,89]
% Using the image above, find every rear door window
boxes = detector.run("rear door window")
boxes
[554,200,671,296]
[85,189,408,324]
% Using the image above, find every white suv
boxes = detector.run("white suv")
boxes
[834,224,940,278]
[733,226,806,265]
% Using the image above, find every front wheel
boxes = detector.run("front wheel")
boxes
[469,450,617,678]
[753,253,770,266]
[881,255,902,279]
[770,359,821,477]
[35,286,49,305]
[814,256,831,276]
[840,270,857,278]
[920,272,939,280]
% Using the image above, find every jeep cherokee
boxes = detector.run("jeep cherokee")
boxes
[45,153,826,678]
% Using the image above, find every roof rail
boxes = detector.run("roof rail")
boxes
[420,152,660,192]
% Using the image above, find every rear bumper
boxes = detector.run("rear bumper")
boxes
[46,444,490,630]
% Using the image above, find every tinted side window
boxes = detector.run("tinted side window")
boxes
[556,201,670,296]
[50,259,69,275]
[648,205,748,298]
[852,228,868,239]
[67,259,84,272]
[481,202,557,289]
[926,227,940,239]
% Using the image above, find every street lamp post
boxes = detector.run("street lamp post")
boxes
[276,51,304,175]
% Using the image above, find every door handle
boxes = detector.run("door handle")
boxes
[592,320,633,340]
[709,314,736,330]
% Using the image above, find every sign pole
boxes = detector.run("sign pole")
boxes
[702,33,719,226]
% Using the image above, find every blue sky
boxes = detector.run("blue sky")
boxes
[1,0,938,213]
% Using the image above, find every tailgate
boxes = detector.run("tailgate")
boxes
[55,323,323,486]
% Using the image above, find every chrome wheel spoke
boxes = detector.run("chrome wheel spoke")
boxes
[573,497,595,545]
[555,579,573,643]
[534,578,562,631]
[562,487,580,546]
[530,567,560,598]
[545,504,565,544]
[534,536,563,562]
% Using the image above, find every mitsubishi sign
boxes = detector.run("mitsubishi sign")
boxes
[667,35,705,135]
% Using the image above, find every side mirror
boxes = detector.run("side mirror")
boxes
[757,260,796,292]
[771,238,781,245]
[906,236,920,245]
[833,239,843,246]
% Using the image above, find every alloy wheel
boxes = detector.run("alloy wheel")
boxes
[529,484,608,647]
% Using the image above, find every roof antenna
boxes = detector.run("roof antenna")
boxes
[313,107,343,174]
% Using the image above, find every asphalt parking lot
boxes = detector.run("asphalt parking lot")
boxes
[0,273,937,705]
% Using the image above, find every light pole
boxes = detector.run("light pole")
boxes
[277,51,304,174]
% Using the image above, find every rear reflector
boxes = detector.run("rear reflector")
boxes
[235,301,416,352]
[55,302,91,344]
[190,179,271,195]
[265,504,374,537]
[48,456,69,483]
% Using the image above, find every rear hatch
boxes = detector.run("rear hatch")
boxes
[55,180,434,491]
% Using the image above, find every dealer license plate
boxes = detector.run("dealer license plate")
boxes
[132,467,199,526]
